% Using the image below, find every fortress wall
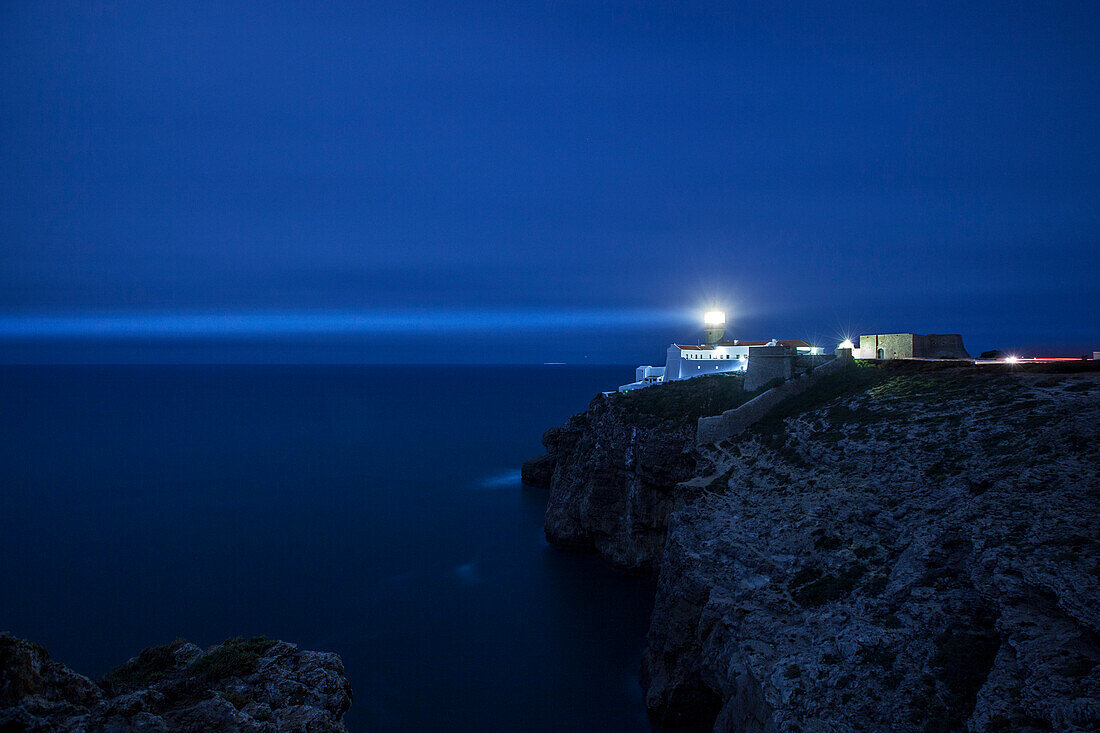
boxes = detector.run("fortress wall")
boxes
[743,346,794,392]
[855,333,969,360]
[920,333,970,359]
[876,333,915,359]
[697,357,847,446]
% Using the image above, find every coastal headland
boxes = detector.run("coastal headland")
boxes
[524,359,1100,731]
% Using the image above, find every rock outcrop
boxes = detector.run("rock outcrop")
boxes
[524,392,700,574]
[0,634,353,732]
[533,362,1100,731]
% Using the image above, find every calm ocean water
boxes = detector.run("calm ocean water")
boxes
[0,364,653,731]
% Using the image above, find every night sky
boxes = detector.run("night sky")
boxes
[2,1,1097,363]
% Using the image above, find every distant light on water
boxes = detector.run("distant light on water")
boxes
[479,470,523,489]
[0,309,686,338]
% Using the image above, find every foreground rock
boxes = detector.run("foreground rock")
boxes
[0,634,353,732]
[534,362,1100,730]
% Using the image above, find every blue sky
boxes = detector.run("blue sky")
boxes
[1,1,1097,362]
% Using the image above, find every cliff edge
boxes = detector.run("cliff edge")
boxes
[0,634,353,732]
[529,362,1100,731]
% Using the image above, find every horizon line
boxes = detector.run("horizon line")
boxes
[0,309,689,338]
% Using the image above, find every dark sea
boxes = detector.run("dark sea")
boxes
[0,364,653,731]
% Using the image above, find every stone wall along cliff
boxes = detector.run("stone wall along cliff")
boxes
[697,356,848,446]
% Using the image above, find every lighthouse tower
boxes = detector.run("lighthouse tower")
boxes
[703,303,726,345]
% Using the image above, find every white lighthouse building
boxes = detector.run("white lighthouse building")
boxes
[617,307,822,392]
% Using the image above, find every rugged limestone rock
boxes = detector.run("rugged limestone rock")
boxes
[525,375,753,574]
[0,634,353,732]
[525,394,699,574]
[646,366,1100,731]
[520,450,556,488]
[534,362,1100,731]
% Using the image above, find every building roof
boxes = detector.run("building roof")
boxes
[716,339,814,348]
[673,340,816,351]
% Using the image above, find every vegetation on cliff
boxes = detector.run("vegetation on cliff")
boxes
[615,373,750,427]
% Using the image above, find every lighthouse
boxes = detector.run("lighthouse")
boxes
[617,303,824,392]
[703,303,725,345]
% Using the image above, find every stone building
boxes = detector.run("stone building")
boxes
[662,339,821,382]
[617,307,823,392]
[854,333,969,360]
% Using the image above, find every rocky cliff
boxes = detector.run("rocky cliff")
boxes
[524,375,750,574]
[530,363,1100,731]
[0,634,353,732]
